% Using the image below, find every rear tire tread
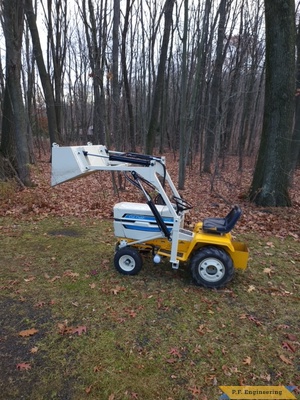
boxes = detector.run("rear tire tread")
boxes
[190,246,234,288]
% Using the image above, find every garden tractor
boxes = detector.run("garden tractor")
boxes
[51,143,249,288]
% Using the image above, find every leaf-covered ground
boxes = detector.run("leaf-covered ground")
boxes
[1,153,300,238]
[0,154,299,400]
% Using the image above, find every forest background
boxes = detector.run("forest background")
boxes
[0,0,299,208]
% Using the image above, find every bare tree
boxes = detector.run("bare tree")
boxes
[66,25,92,143]
[184,0,213,168]
[203,0,231,173]
[111,0,120,147]
[45,0,68,140]
[145,0,175,154]
[178,0,188,189]
[1,0,32,185]
[24,0,59,147]
[23,18,35,162]
[121,0,136,150]
[80,0,109,144]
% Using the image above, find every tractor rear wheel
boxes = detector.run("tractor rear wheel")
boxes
[114,247,143,275]
[190,246,234,288]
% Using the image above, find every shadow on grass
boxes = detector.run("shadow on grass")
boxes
[0,298,79,400]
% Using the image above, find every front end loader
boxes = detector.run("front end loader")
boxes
[51,143,249,288]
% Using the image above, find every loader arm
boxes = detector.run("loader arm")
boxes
[51,143,190,268]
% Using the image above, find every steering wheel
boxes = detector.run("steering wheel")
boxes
[173,196,193,212]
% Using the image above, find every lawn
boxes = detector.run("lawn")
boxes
[0,215,299,400]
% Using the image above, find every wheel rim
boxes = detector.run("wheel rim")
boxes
[198,257,225,283]
[119,255,136,272]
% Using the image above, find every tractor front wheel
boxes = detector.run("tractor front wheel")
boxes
[114,247,143,275]
[190,246,234,288]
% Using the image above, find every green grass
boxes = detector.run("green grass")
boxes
[0,216,299,400]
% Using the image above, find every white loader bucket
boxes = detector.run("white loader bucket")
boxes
[51,143,109,186]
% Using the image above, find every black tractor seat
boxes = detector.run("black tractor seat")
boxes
[202,205,242,234]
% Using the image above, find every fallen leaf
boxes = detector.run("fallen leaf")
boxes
[34,301,46,308]
[50,275,61,282]
[58,323,87,336]
[229,366,241,374]
[63,270,79,278]
[30,346,38,354]
[111,285,126,295]
[169,347,182,358]
[166,358,177,364]
[222,365,232,376]
[279,354,293,365]
[89,283,96,289]
[205,374,218,384]
[57,322,73,335]
[188,386,201,395]
[196,324,212,335]
[24,276,35,282]
[85,385,92,394]
[276,324,290,330]
[260,373,271,382]
[286,334,297,341]
[243,356,252,365]
[18,328,39,337]
[72,325,87,335]
[129,311,137,318]
[240,314,263,326]
[247,285,256,293]
[282,341,296,353]
[16,362,31,371]
[263,267,273,278]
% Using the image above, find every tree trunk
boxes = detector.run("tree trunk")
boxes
[24,0,59,146]
[145,0,175,154]
[183,0,212,169]
[178,0,188,189]
[289,16,300,179]
[249,0,295,206]
[203,0,228,173]
[46,0,68,141]
[81,0,106,144]
[1,0,31,186]
[112,0,120,147]
[121,0,136,151]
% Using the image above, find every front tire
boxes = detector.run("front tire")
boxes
[114,247,143,275]
[190,246,234,288]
